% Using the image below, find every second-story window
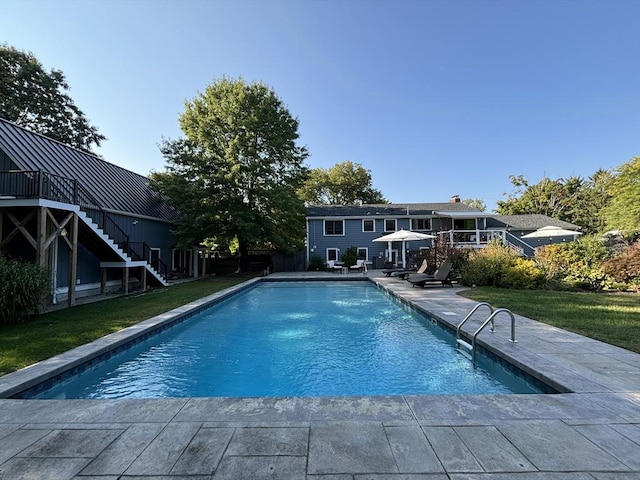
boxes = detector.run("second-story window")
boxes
[324,220,344,235]
[411,218,431,231]
[384,219,396,232]
[362,219,375,232]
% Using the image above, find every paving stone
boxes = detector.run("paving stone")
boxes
[354,475,449,480]
[212,455,306,479]
[307,475,354,480]
[0,423,21,440]
[80,423,165,475]
[573,424,640,469]
[448,473,595,479]
[171,427,234,475]
[609,423,640,444]
[225,427,308,456]
[422,426,483,473]
[0,428,51,464]
[18,428,121,458]
[384,425,444,473]
[308,423,398,474]
[124,422,201,475]
[453,425,536,472]
[0,456,89,479]
[588,473,640,479]
[497,420,630,471]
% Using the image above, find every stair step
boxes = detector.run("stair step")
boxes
[457,348,473,361]
[456,339,473,352]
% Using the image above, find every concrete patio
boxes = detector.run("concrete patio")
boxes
[0,271,638,479]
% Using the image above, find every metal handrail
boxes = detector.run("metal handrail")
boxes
[456,302,494,340]
[0,170,167,281]
[470,308,517,366]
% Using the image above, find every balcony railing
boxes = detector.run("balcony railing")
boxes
[0,170,168,280]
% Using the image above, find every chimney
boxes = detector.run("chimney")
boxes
[450,195,461,203]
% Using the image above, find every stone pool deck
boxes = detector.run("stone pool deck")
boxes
[0,271,638,479]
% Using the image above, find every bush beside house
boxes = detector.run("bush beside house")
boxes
[0,256,50,324]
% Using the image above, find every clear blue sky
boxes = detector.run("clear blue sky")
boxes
[2,0,639,211]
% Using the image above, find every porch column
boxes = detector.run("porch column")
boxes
[36,206,47,267]
[67,212,78,307]
[141,266,147,291]
[123,267,129,295]
[101,268,107,294]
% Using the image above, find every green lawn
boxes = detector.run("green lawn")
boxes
[458,287,640,354]
[0,275,254,376]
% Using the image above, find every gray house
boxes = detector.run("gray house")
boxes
[306,197,581,268]
[0,118,199,306]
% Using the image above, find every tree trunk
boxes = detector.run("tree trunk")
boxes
[238,238,250,272]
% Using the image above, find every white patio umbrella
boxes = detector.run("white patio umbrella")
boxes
[372,229,436,268]
[522,225,582,243]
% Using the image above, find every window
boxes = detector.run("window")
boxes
[362,219,375,232]
[357,247,368,260]
[324,220,344,235]
[411,218,431,231]
[384,219,396,232]
[453,218,476,230]
[326,248,339,262]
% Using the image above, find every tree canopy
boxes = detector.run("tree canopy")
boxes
[497,157,638,236]
[150,77,309,268]
[601,157,640,234]
[0,44,105,152]
[298,160,388,205]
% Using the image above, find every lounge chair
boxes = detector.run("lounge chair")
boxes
[349,259,366,272]
[326,260,343,273]
[381,265,404,276]
[390,259,428,279]
[406,261,453,287]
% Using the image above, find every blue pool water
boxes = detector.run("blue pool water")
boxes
[34,282,543,398]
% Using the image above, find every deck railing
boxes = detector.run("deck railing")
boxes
[0,170,168,280]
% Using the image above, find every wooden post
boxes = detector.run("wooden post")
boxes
[67,213,78,307]
[36,207,47,267]
[141,266,147,291]
[123,267,129,295]
[101,268,107,294]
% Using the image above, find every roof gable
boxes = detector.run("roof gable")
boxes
[0,118,177,221]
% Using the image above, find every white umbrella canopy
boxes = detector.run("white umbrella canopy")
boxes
[521,225,583,239]
[372,229,436,267]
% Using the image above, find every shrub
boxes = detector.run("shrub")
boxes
[460,241,544,289]
[601,242,640,291]
[0,256,50,324]
[341,246,358,267]
[536,235,615,290]
[308,255,325,271]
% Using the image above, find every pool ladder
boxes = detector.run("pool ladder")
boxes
[456,302,517,367]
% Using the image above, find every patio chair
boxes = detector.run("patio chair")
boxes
[406,260,454,287]
[390,259,428,279]
[349,259,366,272]
[326,260,343,273]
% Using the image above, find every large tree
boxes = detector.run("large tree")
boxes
[150,77,309,269]
[601,157,640,234]
[298,160,388,205]
[0,44,105,152]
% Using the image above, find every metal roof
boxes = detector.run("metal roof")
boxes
[0,118,178,222]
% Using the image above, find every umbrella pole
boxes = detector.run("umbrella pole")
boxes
[402,241,406,268]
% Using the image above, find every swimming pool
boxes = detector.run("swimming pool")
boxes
[31,282,543,398]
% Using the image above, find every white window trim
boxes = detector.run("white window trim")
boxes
[384,218,397,232]
[362,219,375,233]
[326,248,340,262]
[411,218,432,231]
[356,247,369,261]
[324,219,345,236]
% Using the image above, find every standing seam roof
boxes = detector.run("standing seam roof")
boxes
[0,118,178,222]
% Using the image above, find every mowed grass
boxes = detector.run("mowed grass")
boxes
[458,287,640,354]
[0,275,254,376]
